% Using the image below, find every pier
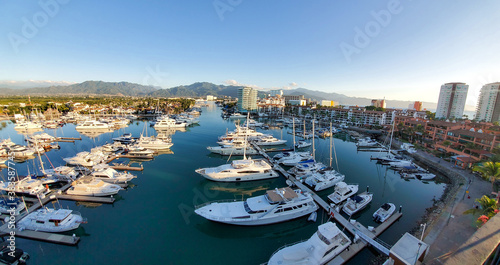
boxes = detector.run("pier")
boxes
[251,142,403,264]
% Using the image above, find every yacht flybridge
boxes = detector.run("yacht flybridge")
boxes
[327,182,358,205]
[268,222,351,265]
[195,158,279,182]
[195,187,318,225]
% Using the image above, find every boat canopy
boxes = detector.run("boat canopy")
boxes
[353,196,363,203]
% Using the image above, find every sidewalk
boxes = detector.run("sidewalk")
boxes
[391,140,492,264]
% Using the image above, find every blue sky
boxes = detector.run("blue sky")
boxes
[1,0,499,105]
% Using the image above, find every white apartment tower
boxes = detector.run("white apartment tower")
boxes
[237,87,258,112]
[435,82,469,119]
[475,82,500,122]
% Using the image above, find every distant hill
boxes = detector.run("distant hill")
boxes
[1,80,476,111]
[150,82,246,98]
[0,81,158,96]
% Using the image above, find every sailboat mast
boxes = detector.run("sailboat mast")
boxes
[312,119,315,161]
[330,123,333,167]
[292,117,296,152]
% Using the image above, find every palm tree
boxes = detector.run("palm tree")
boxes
[463,195,499,225]
[473,162,500,197]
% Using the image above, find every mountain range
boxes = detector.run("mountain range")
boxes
[0,80,473,111]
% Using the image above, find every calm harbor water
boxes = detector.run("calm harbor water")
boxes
[0,104,446,265]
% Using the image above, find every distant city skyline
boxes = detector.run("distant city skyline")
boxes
[1,1,499,106]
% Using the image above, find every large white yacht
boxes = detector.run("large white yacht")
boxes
[66,176,122,196]
[154,117,187,128]
[75,120,111,130]
[195,187,318,225]
[207,145,259,156]
[268,222,351,265]
[342,193,373,216]
[253,135,287,146]
[195,158,279,182]
[17,208,85,232]
[14,121,43,130]
[0,177,47,196]
[135,135,173,150]
[327,182,359,205]
[304,169,345,192]
[91,164,137,184]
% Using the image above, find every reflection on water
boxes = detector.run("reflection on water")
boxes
[202,178,277,197]
[76,129,114,138]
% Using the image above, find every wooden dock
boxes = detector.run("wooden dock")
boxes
[110,164,144,171]
[10,229,80,245]
[251,142,403,264]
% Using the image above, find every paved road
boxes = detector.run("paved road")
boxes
[391,140,492,264]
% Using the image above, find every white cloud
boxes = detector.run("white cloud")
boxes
[223,80,262,90]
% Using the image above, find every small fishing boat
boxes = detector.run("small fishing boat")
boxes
[373,203,396,223]
[342,193,373,216]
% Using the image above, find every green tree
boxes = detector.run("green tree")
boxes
[463,195,499,226]
[473,162,500,195]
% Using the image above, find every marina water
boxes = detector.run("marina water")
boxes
[0,104,446,264]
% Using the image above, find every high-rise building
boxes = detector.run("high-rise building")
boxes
[475,82,500,122]
[413,101,423,111]
[237,87,258,112]
[435,83,469,119]
[371,99,386,108]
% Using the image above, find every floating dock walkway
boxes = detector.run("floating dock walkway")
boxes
[251,142,403,264]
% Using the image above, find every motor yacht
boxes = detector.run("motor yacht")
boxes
[91,164,137,184]
[304,168,345,192]
[274,152,313,167]
[17,208,85,232]
[253,135,287,146]
[288,160,326,177]
[327,182,358,205]
[295,140,312,149]
[195,187,318,225]
[0,177,47,196]
[112,133,135,144]
[135,136,173,150]
[75,120,111,130]
[153,117,187,128]
[342,193,373,216]
[195,158,279,182]
[268,222,351,265]
[66,176,122,196]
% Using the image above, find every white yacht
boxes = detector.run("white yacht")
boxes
[195,158,279,182]
[154,117,187,128]
[253,135,287,146]
[228,113,246,119]
[274,152,313,167]
[0,177,47,196]
[295,140,312,149]
[66,176,122,196]
[207,145,259,156]
[195,187,318,225]
[342,193,373,216]
[327,182,359,205]
[305,168,345,192]
[288,160,326,177]
[75,120,111,130]
[91,164,137,184]
[14,121,43,130]
[388,160,414,168]
[112,133,135,144]
[17,208,85,232]
[126,146,156,157]
[373,203,396,223]
[0,198,25,215]
[63,151,107,167]
[268,222,351,265]
[243,119,264,127]
[135,136,173,150]
[356,137,379,147]
[401,143,417,154]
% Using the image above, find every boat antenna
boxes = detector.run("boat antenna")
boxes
[331,122,339,172]
[312,118,315,161]
[21,196,29,214]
